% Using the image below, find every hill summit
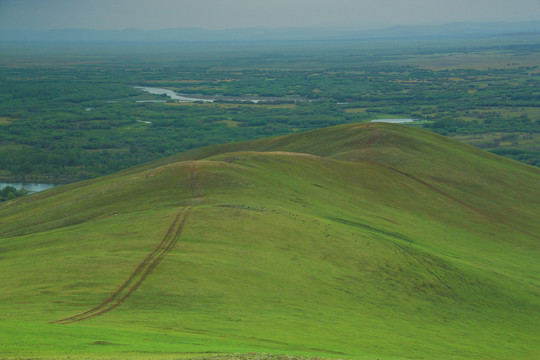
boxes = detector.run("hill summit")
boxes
[1,123,539,360]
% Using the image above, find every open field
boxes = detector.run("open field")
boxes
[1,123,538,359]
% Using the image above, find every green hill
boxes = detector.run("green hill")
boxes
[1,123,538,360]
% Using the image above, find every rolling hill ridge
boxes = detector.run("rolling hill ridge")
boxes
[0,123,538,360]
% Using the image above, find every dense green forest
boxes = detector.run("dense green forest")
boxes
[0,37,539,182]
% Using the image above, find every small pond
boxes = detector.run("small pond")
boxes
[370,119,417,123]
[0,182,59,193]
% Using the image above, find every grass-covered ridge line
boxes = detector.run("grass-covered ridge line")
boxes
[0,123,538,360]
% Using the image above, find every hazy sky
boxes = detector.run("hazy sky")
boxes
[1,0,539,30]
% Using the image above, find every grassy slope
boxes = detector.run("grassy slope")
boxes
[0,123,538,359]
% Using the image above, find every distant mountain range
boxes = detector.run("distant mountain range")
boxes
[1,21,540,43]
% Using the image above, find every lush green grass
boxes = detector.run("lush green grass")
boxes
[0,123,539,359]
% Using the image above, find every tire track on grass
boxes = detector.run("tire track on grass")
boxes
[54,206,192,324]
[331,217,458,294]
[384,166,540,240]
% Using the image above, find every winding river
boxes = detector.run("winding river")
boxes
[133,86,302,104]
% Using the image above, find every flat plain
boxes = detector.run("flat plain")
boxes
[0,35,539,183]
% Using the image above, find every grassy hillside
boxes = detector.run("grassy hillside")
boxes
[0,123,538,360]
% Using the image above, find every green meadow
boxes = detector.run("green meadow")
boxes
[1,123,539,359]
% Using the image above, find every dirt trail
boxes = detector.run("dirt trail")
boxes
[54,206,192,324]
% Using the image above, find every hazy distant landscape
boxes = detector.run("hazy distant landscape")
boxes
[1,30,539,184]
[2,21,540,42]
[0,1,539,359]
